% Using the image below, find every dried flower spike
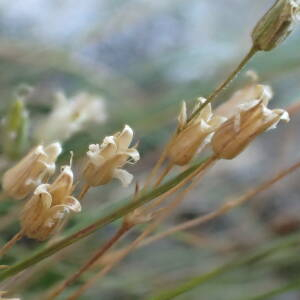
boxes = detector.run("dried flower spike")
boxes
[35,92,106,143]
[21,164,81,241]
[0,291,20,300]
[212,97,289,160]
[167,98,226,166]
[252,0,300,51]
[2,143,62,200]
[83,125,140,187]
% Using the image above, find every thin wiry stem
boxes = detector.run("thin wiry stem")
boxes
[66,158,217,300]
[187,46,258,124]
[77,184,90,201]
[154,162,174,187]
[0,158,209,282]
[69,158,300,299]
[0,231,23,258]
[141,159,300,248]
[45,222,132,300]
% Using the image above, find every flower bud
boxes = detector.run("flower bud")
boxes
[252,0,300,51]
[2,99,29,159]
[21,165,81,241]
[167,99,226,166]
[83,125,140,187]
[2,143,62,199]
[212,100,289,159]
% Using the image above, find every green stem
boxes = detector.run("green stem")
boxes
[243,277,300,300]
[147,233,300,300]
[0,158,208,282]
[187,46,258,123]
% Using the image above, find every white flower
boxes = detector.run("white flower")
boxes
[83,125,140,187]
[35,92,106,143]
[2,143,62,199]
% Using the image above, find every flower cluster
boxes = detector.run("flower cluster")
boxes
[1,124,140,242]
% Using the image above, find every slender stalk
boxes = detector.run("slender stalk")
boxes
[77,184,90,201]
[187,46,258,124]
[0,158,208,282]
[154,162,174,187]
[46,223,132,300]
[0,231,23,258]
[66,158,217,299]
[141,159,300,247]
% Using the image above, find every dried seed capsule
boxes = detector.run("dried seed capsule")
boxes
[167,98,226,166]
[83,125,140,187]
[252,0,300,51]
[21,165,81,241]
[212,100,289,159]
[2,143,62,200]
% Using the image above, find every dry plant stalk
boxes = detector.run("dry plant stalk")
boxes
[67,159,300,300]
[47,156,217,299]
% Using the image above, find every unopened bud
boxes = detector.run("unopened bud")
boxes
[21,165,81,241]
[252,0,300,51]
[2,99,29,159]
[2,143,62,199]
[212,100,289,159]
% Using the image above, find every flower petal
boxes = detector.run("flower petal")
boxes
[117,125,133,150]
[113,168,133,187]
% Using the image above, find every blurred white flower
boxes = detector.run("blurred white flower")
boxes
[35,92,106,143]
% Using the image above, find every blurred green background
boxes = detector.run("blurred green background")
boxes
[1,0,300,299]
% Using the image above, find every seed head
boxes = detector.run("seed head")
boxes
[252,0,300,51]
[2,143,62,199]
[83,125,140,187]
[21,164,81,241]
[167,98,226,166]
[212,98,289,160]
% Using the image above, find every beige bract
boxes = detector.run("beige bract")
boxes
[2,143,62,200]
[216,81,273,119]
[167,98,226,166]
[0,291,20,300]
[35,92,106,143]
[83,125,140,187]
[212,98,289,160]
[21,165,81,241]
